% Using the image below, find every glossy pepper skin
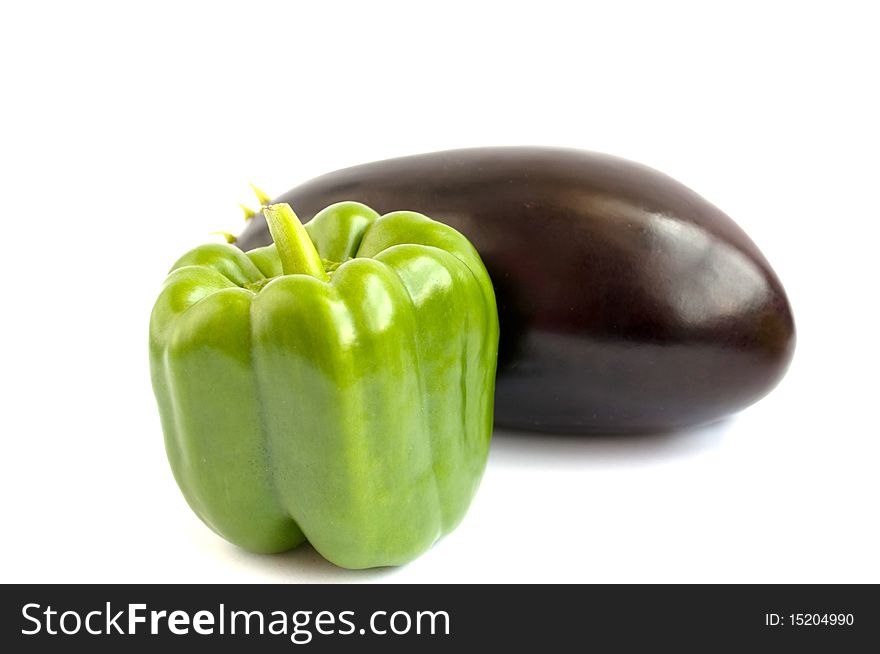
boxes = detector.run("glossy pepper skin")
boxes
[150,202,499,568]
[237,147,796,434]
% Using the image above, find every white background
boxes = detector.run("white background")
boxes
[1,1,877,583]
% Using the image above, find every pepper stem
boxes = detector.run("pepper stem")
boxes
[263,203,329,281]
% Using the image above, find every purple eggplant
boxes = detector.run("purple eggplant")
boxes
[238,147,795,434]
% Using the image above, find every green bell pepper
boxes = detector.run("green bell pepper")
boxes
[149,201,499,569]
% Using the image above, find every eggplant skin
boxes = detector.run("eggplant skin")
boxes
[238,147,795,434]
